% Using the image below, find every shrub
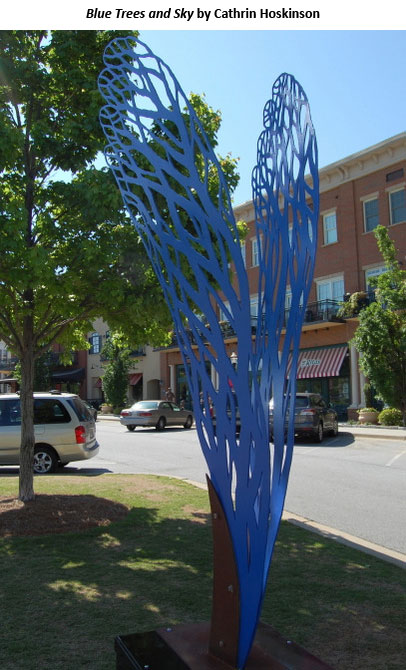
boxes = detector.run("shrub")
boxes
[378,408,403,426]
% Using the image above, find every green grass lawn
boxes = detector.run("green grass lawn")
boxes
[0,474,405,669]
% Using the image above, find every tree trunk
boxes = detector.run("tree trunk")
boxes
[18,311,35,502]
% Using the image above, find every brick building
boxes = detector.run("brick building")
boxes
[159,133,406,419]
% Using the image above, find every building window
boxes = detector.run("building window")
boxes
[365,265,387,295]
[285,289,292,311]
[389,188,406,225]
[240,242,246,266]
[219,302,230,324]
[322,211,337,245]
[316,276,344,303]
[89,333,101,354]
[251,238,259,267]
[250,295,259,328]
[386,168,404,183]
[363,197,379,232]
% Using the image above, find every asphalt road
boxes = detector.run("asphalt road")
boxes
[66,419,406,557]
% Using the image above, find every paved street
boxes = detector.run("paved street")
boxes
[67,419,406,557]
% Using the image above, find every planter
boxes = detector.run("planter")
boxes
[100,404,113,414]
[358,409,378,425]
[115,622,333,669]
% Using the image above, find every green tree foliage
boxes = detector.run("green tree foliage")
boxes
[352,226,406,425]
[15,352,53,392]
[0,31,241,501]
[101,334,131,413]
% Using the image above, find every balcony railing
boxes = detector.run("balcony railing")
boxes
[165,299,350,349]
[49,351,79,368]
[0,356,18,371]
[300,299,345,325]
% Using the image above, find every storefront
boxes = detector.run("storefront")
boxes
[165,343,352,419]
[175,362,212,410]
[129,373,143,402]
[293,345,351,419]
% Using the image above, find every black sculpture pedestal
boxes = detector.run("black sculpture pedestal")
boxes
[115,621,333,670]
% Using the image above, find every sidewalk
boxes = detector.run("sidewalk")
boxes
[338,423,406,440]
[99,414,406,440]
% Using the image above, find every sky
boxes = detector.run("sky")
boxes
[5,2,406,209]
[137,30,406,207]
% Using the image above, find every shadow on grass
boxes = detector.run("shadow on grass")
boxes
[0,483,405,670]
[0,494,129,537]
[0,504,214,669]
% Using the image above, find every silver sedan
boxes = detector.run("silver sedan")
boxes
[120,400,194,432]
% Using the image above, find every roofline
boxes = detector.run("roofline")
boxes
[233,132,406,217]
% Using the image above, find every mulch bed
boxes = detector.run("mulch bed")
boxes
[0,494,130,538]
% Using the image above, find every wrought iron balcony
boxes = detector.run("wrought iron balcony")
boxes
[0,356,18,371]
[129,348,146,357]
[165,299,350,350]
[300,299,345,325]
[49,351,79,368]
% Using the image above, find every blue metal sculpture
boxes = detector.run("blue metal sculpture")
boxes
[99,37,318,669]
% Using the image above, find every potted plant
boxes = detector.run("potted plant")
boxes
[357,407,379,424]
[338,291,368,318]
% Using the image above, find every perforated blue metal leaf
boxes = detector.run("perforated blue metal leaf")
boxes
[99,38,319,668]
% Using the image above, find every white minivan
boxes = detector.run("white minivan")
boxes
[0,391,99,474]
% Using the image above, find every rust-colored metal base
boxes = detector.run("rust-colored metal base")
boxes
[115,621,334,669]
[206,476,240,667]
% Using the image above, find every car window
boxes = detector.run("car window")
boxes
[34,399,71,424]
[134,401,159,410]
[295,397,309,408]
[160,402,171,410]
[66,397,92,422]
[0,399,21,426]
[170,403,181,411]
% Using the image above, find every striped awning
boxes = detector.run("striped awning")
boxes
[288,346,348,379]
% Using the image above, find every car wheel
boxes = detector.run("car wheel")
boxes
[33,446,58,474]
[314,422,324,443]
[329,419,338,437]
[184,415,193,429]
[126,425,136,432]
[156,416,166,431]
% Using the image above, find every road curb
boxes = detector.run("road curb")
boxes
[339,426,406,440]
[179,478,406,570]
[282,511,406,569]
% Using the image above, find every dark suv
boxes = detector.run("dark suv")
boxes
[269,392,338,442]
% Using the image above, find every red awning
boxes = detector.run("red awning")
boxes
[129,373,142,386]
[288,346,348,379]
